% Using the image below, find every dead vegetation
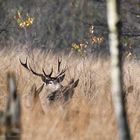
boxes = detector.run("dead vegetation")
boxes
[0,46,140,140]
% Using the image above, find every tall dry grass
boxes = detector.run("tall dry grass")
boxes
[0,46,140,140]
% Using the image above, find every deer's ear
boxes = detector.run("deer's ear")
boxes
[73,79,79,88]
[36,84,44,95]
[41,77,46,83]
[57,74,65,82]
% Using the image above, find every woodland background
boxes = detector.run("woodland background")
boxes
[0,0,140,57]
[0,1,140,140]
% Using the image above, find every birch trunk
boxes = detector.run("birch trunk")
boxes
[106,0,131,140]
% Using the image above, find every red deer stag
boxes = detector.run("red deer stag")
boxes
[20,58,79,113]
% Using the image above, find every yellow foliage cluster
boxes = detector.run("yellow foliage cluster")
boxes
[72,43,87,51]
[71,25,104,54]
[14,11,34,28]
[91,36,104,45]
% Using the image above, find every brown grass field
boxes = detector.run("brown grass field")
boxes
[0,46,140,140]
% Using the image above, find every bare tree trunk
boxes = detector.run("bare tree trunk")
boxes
[0,111,5,140]
[106,0,131,140]
[5,73,21,140]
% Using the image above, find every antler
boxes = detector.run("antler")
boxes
[19,58,46,82]
[58,58,61,73]
[42,58,66,80]
[20,58,66,81]
[55,58,66,78]
[42,67,53,79]
[19,58,29,70]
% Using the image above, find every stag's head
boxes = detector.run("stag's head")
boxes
[19,58,66,92]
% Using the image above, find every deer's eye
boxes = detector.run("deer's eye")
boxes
[45,80,52,85]
[48,81,53,85]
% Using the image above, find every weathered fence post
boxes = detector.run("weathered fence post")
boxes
[106,0,131,140]
[0,111,5,140]
[5,73,21,140]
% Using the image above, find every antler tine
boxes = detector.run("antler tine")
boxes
[19,58,30,71]
[20,58,46,82]
[42,67,53,79]
[56,67,67,78]
[58,58,62,73]
[48,67,53,77]
[28,64,44,77]
[55,58,67,78]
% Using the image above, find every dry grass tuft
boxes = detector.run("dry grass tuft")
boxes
[0,46,140,140]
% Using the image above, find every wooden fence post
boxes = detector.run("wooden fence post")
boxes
[5,73,21,140]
